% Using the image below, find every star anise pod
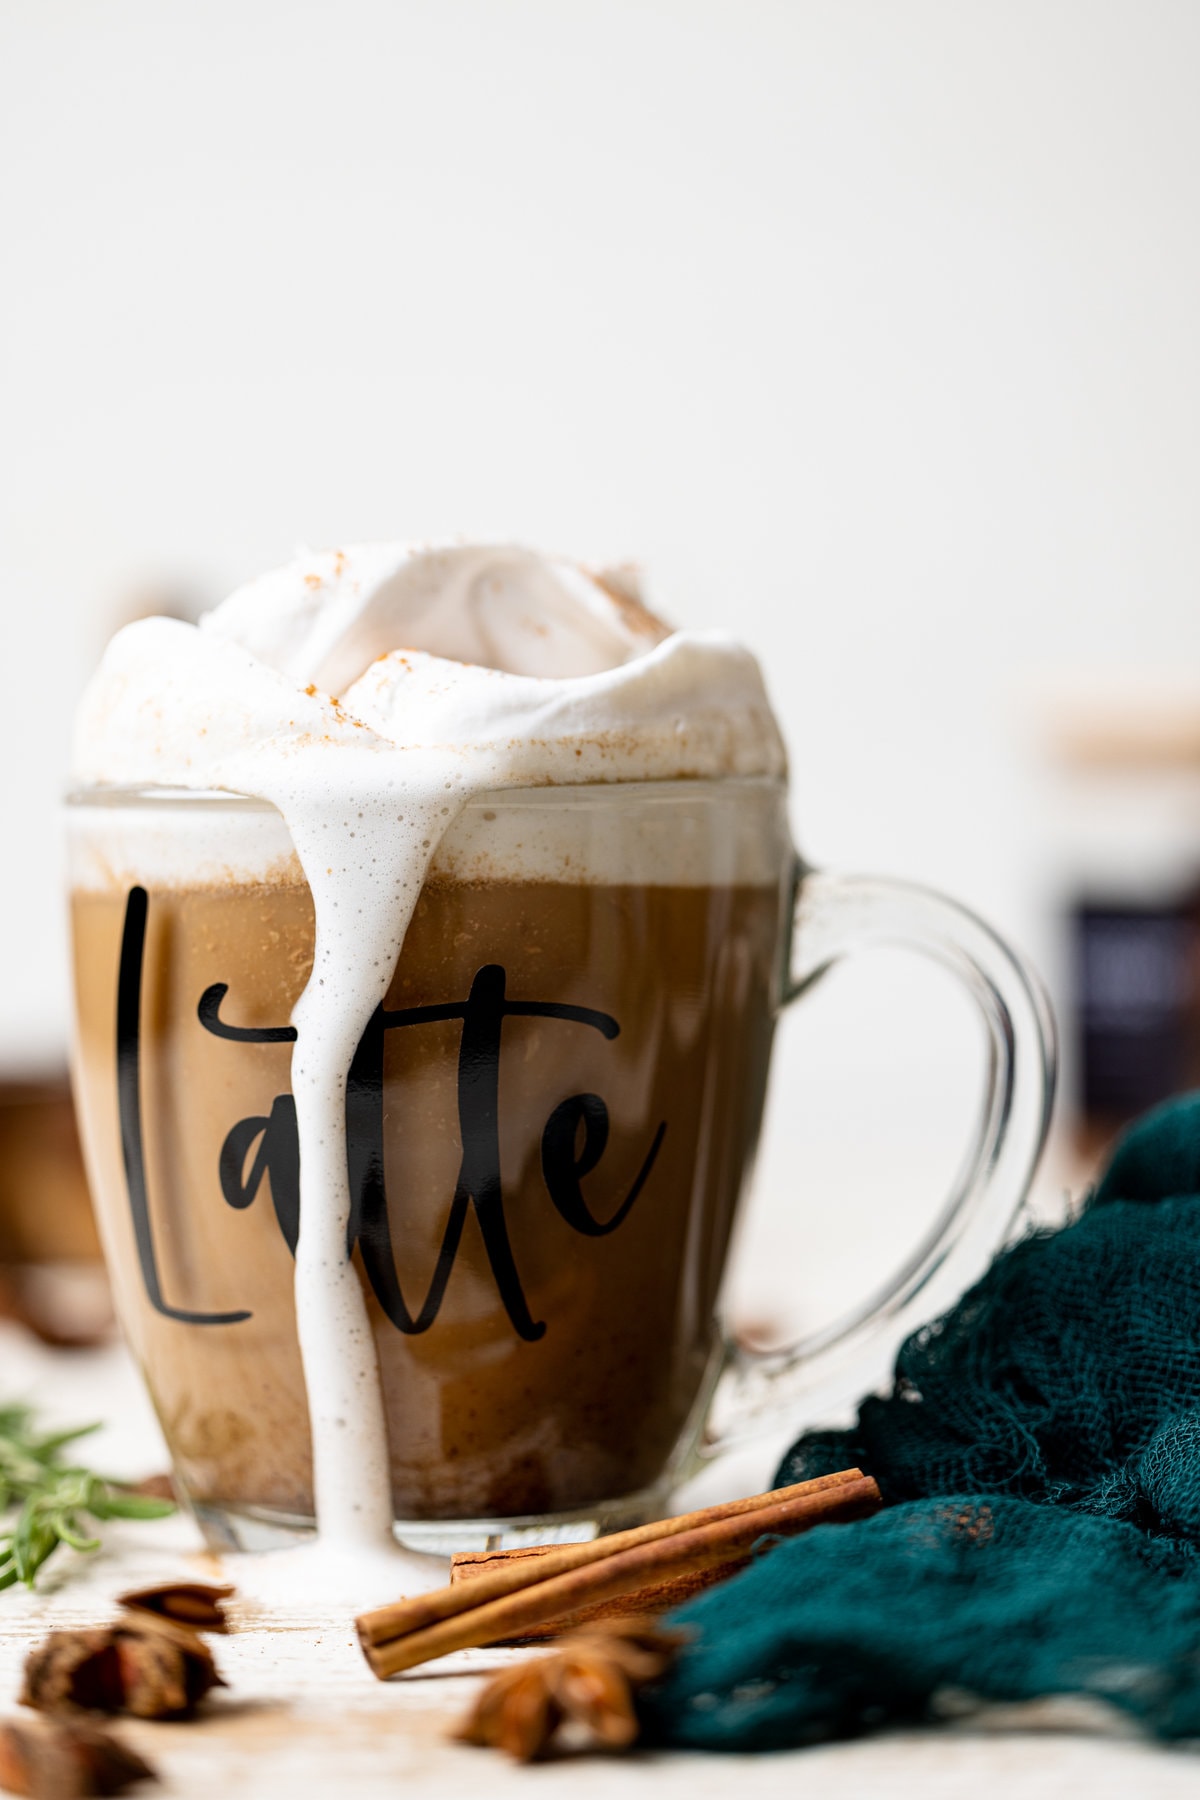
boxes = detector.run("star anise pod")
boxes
[20,1614,223,1721]
[116,1583,232,1634]
[456,1620,683,1762]
[0,1715,155,1797]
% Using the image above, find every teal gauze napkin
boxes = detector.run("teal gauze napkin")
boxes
[640,1094,1200,1749]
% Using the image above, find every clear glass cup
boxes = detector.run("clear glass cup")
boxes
[66,777,1054,1552]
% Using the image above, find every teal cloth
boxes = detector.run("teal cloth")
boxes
[640,1095,1200,1749]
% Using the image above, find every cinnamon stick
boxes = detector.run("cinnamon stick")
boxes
[358,1471,879,1678]
[361,1468,863,1655]
[447,1556,749,1642]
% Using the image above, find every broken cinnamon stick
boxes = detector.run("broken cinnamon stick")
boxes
[358,1470,880,1678]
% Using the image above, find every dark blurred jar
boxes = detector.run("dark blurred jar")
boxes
[1040,685,1200,1162]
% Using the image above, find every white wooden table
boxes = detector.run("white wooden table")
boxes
[0,1324,1193,1799]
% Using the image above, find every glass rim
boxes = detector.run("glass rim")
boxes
[64,773,786,813]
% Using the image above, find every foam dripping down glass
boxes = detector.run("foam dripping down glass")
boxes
[66,545,1055,1558]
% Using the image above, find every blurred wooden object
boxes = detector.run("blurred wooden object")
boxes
[1043,681,1200,769]
[0,1077,112,1345]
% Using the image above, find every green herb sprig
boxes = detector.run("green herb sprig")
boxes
[0,1404,174,1591]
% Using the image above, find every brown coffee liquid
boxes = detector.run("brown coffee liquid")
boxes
[71,874,780,1522]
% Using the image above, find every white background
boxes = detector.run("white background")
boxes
[5,0,1200,1344]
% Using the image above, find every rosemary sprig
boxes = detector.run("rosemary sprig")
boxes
[0,1404,174,1591]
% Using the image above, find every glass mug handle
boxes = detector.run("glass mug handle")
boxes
[703,863,1057,1454]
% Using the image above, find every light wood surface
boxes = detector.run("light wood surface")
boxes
[0,1324,1190,1798]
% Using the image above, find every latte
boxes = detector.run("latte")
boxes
[69,778,787,1538]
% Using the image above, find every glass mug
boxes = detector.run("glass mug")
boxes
[67,777,1054,1552]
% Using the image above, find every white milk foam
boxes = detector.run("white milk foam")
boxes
[72,543,787,1567]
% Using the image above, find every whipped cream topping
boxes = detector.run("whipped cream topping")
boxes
[72,543,787,1560]
[74,544,784,792]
